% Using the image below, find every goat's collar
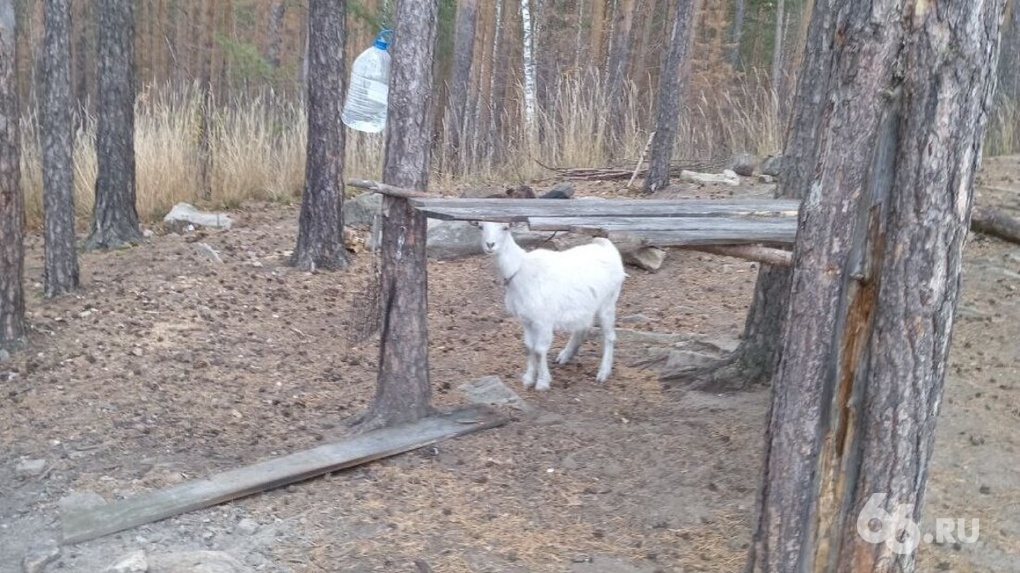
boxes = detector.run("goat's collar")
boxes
[503,269,519,286]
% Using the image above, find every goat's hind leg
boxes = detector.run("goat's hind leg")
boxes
[556,328,587,365]
[520,324,539,388]
[596,304,618,383]
[533,326,555,391]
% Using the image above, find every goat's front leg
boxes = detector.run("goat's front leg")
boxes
[533,326,555,391]
[521,324,537,388]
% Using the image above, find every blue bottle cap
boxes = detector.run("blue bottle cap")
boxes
[374,29,392,51]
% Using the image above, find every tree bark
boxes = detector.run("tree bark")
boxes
[642,0,696,193]
[520,0,536,142]
[42,0,79,298]
[291,0,348,273]
[445,0,477,174]
[746,1,1005,571]
[606,0,635,150]
[771,0,786,120]
[997,0,1020,103]
[971,206,1020,244]
[85,0,141,251]
[357,0,439,431]
[728,0,746,67]
[0,0,25,351]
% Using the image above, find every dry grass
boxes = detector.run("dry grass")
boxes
[985,96,1020,157]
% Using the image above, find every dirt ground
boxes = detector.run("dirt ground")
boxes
[1,158,1017,573]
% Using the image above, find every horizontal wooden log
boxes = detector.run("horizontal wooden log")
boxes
[62,405,506,544]
[347,179,432,198]
[527,215,797,233]
[971,207,1020,244]
[606,227,797,246]
[411,197,801,222]
[689,245,794,267]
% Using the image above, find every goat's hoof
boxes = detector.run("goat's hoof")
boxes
[521,375,536,389]
[555,351,572,365]
[535,379,551,391]
[596,370,611,384]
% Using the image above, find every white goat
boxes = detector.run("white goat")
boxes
[477,221,626,391]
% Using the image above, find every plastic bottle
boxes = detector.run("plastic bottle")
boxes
[342,30,392,133]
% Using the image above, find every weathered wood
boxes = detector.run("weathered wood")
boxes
[62,405,507,544]
[527,215,797,233]
[971,206,1020,244]
[347,179,431,198]
[689,245,793,267]
[607,227,796,247]
[411,197,801,221]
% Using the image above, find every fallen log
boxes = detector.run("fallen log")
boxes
[971,207,1020,244]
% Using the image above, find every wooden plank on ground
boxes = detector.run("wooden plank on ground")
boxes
[62,405,507,544]
[527,216,798,233]
[606,228,798,246]
[410,198,801,222]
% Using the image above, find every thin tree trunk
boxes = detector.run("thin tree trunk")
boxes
[520,0,536,142]
[357,0,440,431]
[606,0,635,149]
[728,0,746,67]
[771,0,786,124]
[291,0,347,272]
[266,0,285,71]
[642,0,696,193]
[997,0,1020,103]
[197,0,215,200]
[42,0,79,298]
[72,0,89,125]
[84,0,141,251]
[0,0,26,351]
[445,0,477,174]
[487,0,506,162]
[746,0,1005,571]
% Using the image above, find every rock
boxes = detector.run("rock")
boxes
[234,518,259,536]
[459,375,534,413]
[622,246,667,272]
[761,155,783,177]
[342,192,382,227]
[728,153,757,177]
[163,203,233,231]
[59,491,107,514]
[679,169,741,186]
[543,181,575,198]
[0,348,10,362]
[21,539,60,573]
[15,458,47,478]
[106,550,149,573]
[148,551,251,573]
[194,243,223,264]
[142,228,155,238]
[758,174,775,184]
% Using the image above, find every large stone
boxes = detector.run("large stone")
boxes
[106,550,149,573]
[760,155,784,177]
[459,375,534,413]
[342,192,382,227]
[15,458,47,478]
[622,246,667,272]
[727,153,757,177]
[163,203,233,231]
[149,551,251,573]
[543,181,575,198]
[21,540,60,573]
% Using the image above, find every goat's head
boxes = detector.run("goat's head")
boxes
[473,221,512,255]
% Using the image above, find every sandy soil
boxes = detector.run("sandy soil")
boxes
[0,157,1017,573]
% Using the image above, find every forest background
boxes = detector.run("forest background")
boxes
[9,0,1020,226]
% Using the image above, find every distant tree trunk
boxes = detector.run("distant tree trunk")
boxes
[771,0,787,124]
[445,0,477,174]
[197,0,214,200]
[746,1,1005,571]
[357,0,439,431]
[72,0,89,127]
[84,0,141,251]
[728,0,746,67]
[0,0,26,351]
[998,0,1020,103]
[642,0,695,193]
[266,0,286,71]
[606,0,635,149]
[487,0,506,162]
[520,0,536,142]
[664,0,835,392]
[42,0,79,298]
[291,0,347,272]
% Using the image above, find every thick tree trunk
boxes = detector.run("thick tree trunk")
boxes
[746,1,1005,571]
[642,0,695,193]
[445,0,477,174]
[357,0,439,431]
[291,0,347,272]
[42,0,79,298]
[85,0,141,251]
[0,1,25,351]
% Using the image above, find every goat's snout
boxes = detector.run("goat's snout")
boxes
[485,241,496,251]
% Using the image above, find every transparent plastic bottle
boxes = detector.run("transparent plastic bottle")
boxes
[342,30,391,133]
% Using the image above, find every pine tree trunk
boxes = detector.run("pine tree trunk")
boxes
[642,0,695,193]
[42,0,79,298]
[291,0,347,273]
[357,0,439,431]
[0,1,26,351]
[746,1,1005,571]
[519,0,536,142]
[84,0,141,251]
[997,0,1020,103]
[266,0,285,71]
[446,0,477,174]
[728,0,746,67]
[606,0,635,150]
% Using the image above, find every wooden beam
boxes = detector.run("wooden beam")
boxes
[410,197,802,221]
[607,227,797,246]
[527,215,798,233]
[62,405,507,544]
[347,179,432,198]
[689,245,794,267]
